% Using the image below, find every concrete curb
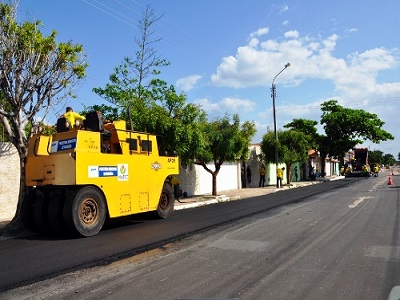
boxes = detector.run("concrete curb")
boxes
[316,175,345,182]
[174,179,326,211]
[175,195,235,211]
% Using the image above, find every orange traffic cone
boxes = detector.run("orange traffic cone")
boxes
[388,176,393,185]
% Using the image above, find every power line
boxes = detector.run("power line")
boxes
[81,0,205,58]
[81,0,137,27]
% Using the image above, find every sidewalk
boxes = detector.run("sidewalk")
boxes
[174,178,332,210]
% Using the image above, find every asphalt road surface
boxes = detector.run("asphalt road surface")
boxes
[1,173,400,299]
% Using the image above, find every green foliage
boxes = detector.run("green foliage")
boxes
[195,114,256,195]
[284,118,319,149]
[24,121,56,137]
[260,129,310,184]
[284,118,318,138]
[95,74,207,164]
[196,114,256,166]
[260,131,276,165]
[320,100,394,157]
[80,104,120,122]
[0,2,88,229]
[369,150,384,165]
[261,130,310,166]
[383,153,396,166]
[278,130,311,166]
[92,5,206,165]
[0,2,87,157]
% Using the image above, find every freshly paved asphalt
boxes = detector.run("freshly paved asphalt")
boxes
[0,176,356,292]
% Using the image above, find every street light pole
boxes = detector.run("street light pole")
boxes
[271,63,290,188]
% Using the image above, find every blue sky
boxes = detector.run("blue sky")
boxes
[17,0,400,156]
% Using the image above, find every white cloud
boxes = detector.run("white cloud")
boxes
[193,98,220,113]
[250,27,269,38]
[210,30,400,104]
[220,97,256,113]
[176,74,202,91]
[194,97,256,116]
[284,30,299,39]
[208,29,400,153]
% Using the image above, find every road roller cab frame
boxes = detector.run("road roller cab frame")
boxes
[23,112,179,237]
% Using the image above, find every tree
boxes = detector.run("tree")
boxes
[320,100,394,158]
[383,153,396,166]
[283,118,319,147]
[93,4,169,120]
[80,104,120,122]
[260,129,311,184]
[93,5,205,165]
[195,114,256,196]
[0,2,87,230]
[318,100,394,175]
[369,150,384,166]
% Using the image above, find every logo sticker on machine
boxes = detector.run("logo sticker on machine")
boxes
[88,165,127,180]
[151,161,162,171]
[118,164,128,181]
[50,138,77,152]
[88,166,99,178]
[98,166,118,177]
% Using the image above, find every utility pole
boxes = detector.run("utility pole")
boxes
[271,63,290,188]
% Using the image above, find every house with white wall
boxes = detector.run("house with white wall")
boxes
[178,161,241,196]
[245,143,288,187]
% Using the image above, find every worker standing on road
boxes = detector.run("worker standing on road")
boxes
[373,165,379,177]
[340,166,345,176]
[259,164,266,187]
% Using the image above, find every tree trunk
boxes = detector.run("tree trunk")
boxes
[195,161,221,196]
[212,172,217,196]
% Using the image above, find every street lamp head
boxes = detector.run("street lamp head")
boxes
[285,62,290,68]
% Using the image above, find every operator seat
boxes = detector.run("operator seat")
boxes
[84,111,111,153]
[56,117,71,133]
[84,111,104,132]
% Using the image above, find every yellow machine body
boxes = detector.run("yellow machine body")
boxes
[26,120,179,218]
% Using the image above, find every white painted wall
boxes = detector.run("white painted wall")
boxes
[0,143,20,222]
[245,143,287,186]
[179,161,240,196]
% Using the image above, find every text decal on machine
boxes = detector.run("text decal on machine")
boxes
[99,166,118,177]
[88,164,128,181]
[50,138,77,152]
